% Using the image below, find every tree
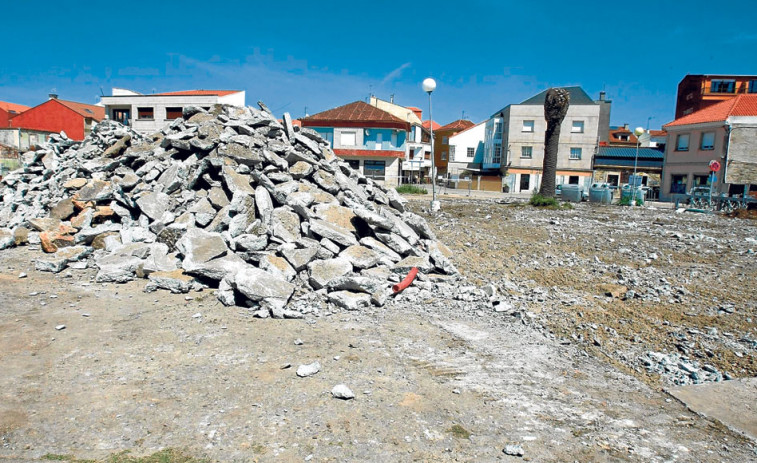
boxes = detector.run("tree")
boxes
[539,88,570,198]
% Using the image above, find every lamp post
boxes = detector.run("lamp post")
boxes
[422,77,438,212]
[632,126,645,205]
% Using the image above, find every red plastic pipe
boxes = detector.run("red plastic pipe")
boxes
[392,267,418,294]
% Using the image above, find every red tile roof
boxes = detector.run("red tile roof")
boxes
[664,94,757,127]
[301,101,409,130]
[437,119,475,132]
[154,90,240,96]
[55,99,105,121]
[422,120,441,130]
[649,130,666,137]
[0,101,30,114]
[334,149,405,159]
[406,106,421,111]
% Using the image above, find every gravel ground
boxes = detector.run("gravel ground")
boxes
[1,197,756,462]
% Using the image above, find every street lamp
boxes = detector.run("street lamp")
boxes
[422,77,438,212]
[632,126,644,204]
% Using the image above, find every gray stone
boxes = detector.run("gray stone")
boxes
[207,187,230,209]
[232,233,268,252]
[340,245,381,269]
[359,237,402,263]
[296,362,321,377]
[308,257,353,290]
[282,246,319,271]
[353,207,393,230]
[147,270,195,294]
[259,254,297,281]
[331,384,355,400]
[222,166,256,195]
[95,254,144,283]
[503,445,524,457]
[328,290,371,311]
[310,219,357,247]
[136,191,171,221]
[35,245,91,273]
[271,207,301,243]
[234,267,295,302]
[190,197,217,227]
[176,228,228,264]
[0,228,14,250]
[393,256,434,273]
[217,277,237,306]
[255,186,274,226]
[375,232,414,256]
[218,142,263,167]
[294,133,321,155]
[289,161,314,179]
[402,212,437,240]
[183,253,249,281]
[326,275,385,294]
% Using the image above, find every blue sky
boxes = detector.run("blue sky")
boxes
[3,0,756,129]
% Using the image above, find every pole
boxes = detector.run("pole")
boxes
[631,137,639,205]
[428,91,436,207]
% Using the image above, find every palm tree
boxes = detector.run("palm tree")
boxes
[539,88,570,198]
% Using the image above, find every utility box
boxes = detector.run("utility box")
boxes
[589,183,613,204]
[561,184,583,203]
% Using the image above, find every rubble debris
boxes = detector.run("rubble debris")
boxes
[0,105,458,317]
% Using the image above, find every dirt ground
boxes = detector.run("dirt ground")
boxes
[1,197,756,462]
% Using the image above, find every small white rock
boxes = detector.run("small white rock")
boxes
[296,362,321,377]
[55,325,66,331]
[331,384,355,400]
[18,272,27,279]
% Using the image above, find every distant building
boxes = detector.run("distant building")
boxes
[445,121,502,191]
[674,74,757,119]
[301,100,411,186]
[100,88,245,134]
[593,146,664,198]
[485,87,610,194]
[0,101,30,128]
[2,95,104,144]
[661,94,757,201]
[433,119,475,176]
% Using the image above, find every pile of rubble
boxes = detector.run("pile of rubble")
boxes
[0,104,457,317]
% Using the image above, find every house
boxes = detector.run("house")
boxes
[100,88,245,134]
[300,100,411,186]
[661,94,757,201]
[368,97,431,181]
[433,119,475,176]
[0,101,29,127]
[675,74,757,119]
[592,146,664,198]
[4,94,104,144]
[607,124,639,146]
[485,87,610,194]
[446,121,500,190]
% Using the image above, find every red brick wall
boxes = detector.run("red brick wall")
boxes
[10,100,85,140]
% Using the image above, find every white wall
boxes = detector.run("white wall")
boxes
[449,122,485,163]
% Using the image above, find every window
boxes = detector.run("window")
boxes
[571,121,584,133]
[607,174,619,187]
[618,134,629,141]
[670,174,687,194]
[568,176,580,185]
[137,107,154,120]
[710,80,735,93]
[700,132,715,150]
[519,174,530,191]
[347,160,360,171]
[166,107,183,120]
[442,136,449,144]
[494,121,503,139]
[466,147,474,158]
[522,120,534,132]
[676,134,690,151]
[364,160,385,180]
[340,131,357,146]
[749,80,757,93]
[449,146,455,159]
[521,146,532,158]
[493,145,502,163]
[569,147,582,160]
[112,108,130,125]
[693,174,710,186]
[441,151,447,161]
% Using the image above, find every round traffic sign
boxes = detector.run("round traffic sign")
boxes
[709,160,721,172]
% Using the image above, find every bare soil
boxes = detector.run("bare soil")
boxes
[1,197,756,462]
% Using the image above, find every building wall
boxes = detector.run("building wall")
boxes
[660,123,727,200]
[675,75,757,119]
[101,95,233,134]
[9,100,87,140]
[342,156,401,186]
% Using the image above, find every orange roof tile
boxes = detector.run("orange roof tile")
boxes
[0,101,30,114]
[437,119,475,132]
[664,94,757,127]
[302,101,407,126]
[649,130,666,137]
[422,120,441,130]
[154,90,240,96]
[55,99,105,121]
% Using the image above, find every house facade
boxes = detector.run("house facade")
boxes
[661,94,757,201]
[675,74,757,119]
[100,88,245,134]
[7,95,104,142]
[446,121,501,191]
[485,87,608,194]
[433,119,475,176]
[301,101,410,186]
[0,101,29,128]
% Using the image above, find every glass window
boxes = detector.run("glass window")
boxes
[466,147,474,158]
[519,174,530,191]
[165,107,183,120]
[493,145,502,163]
[670,174,687,194]
[347,160,360,171]
[521,146,532,158]
[700,132,715,150]
[571,121,584,133]
[522,120,534,132]
[340,131,356,146]
[441,151,447,161]
[442,136,449,144]
[363,160,385,180]
[749,80,757,93]
[569,176,579,184]
[569,147,582,160]
[676,134,690,151]
[693,174,710,186]
[112,108,130,125]
[137,107,154,120]
[710,80,735,93]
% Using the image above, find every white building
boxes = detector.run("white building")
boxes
[447,121,486,177]
[100,88,245,134]
[369,96,431,180]
[484,87,610,193]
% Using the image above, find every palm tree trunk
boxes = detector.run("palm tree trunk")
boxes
[539,88,570,198]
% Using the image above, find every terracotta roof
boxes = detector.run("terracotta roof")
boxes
[55,99,105,121]
[608,127,638,144]
[422,120,441,130]
[406,106,421,111]
[302,101,407,126]
[0,101,30,114]
[437,119,475,132]
[664,94,757,127]
[649,130,666,137]
[153,90,240,96]
[449,120,486,137]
